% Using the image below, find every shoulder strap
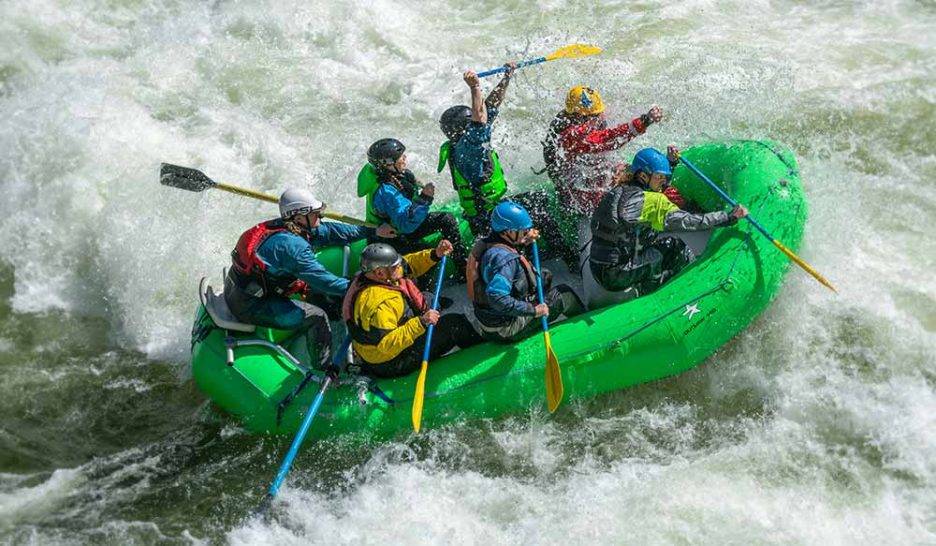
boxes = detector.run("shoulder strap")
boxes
[437,141,451,173]
[341,273,366,323]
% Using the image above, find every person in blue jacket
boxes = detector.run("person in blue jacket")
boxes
[466,201,584,342]
[224,188,392,369]
[357,138,467,267]
[437,66,578,269]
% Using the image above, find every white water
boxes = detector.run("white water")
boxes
[0,0,934,543]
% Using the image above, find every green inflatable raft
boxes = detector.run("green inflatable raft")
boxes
[189,140,806,440]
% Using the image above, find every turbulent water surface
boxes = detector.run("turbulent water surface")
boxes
[1,0,934,544]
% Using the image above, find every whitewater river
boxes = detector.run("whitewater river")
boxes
[1,1,934,544]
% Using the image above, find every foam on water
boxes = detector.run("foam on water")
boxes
[0,0,934,543]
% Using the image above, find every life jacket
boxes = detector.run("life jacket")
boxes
[230,219,308,297]
[589,186,658,266]
[356,163,421,226]
[341,271,428,346]
[436,140,507,218]
[466,237,538,308]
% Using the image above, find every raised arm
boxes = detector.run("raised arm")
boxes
[485,62,516,110]
[464,70,486,126]
[561,106,664,155]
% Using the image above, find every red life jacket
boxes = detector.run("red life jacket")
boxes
[466,238,537,304]
[230,219,307,296]
[341,272,428,345]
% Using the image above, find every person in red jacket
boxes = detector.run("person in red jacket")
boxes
[543,86,664,216]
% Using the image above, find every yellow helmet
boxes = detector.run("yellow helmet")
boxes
[565,86,604,116]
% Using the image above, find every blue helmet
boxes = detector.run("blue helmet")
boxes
[631,148,672,178]
[490,201,533,232]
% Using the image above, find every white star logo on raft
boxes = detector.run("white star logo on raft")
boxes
[683,304,701,320]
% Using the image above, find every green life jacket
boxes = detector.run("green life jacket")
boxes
[356,163,384,226]
[437,141,507,218]
[356,163,422,226]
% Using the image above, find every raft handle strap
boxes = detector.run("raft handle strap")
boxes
[224,336,236,366]
[223,338,312,375]
[369,382,395,406]
[276,370,320,425]
[352,376,395,407]
[341,244,351,278]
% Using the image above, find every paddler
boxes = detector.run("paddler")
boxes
[437,65,514,236]
[587,147,748,299]
[342,241,481,378]
[357,138,467,268]
[467,201,584,342]
[542,86,665,215]
[438,66,578,268]
[224,189,393,370]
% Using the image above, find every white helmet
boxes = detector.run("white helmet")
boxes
[279,188,325,219]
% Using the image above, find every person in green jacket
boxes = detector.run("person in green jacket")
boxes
[438,66,577,268]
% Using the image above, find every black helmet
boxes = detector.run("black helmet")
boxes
[367,138,405,168]
[360,243,402,272]
[439,105,472,141]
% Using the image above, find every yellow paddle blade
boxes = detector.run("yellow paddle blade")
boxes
[545,43,603,62]
[412,360,429,433]
[543,332,564,413]
[773,239,838,293]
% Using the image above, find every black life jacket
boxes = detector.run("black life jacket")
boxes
[229,219,308,296]
[589,185,658,266]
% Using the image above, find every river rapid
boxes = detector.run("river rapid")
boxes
[0,1,934,544]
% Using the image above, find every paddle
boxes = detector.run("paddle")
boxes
[476,43,602,78]
[678,156,837,293]
[531,241,563,412]
[259,336,351,513]
[411,254,448,433]
[159,163,375,227]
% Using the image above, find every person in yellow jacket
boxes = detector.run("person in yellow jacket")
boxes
[341,240,481,378]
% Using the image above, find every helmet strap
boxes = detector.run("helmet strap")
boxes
[500,230,522,246]
[633,171,651,190]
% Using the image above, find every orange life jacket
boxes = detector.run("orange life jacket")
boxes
[466,238,537,305]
